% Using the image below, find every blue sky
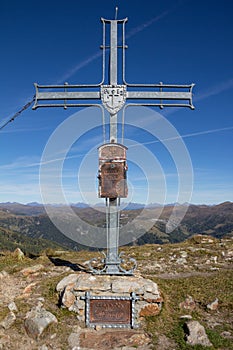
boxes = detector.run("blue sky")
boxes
[0,0,232,205]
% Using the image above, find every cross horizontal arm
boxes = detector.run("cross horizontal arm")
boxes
[126,91,194,109]
[32,83,101,110]
[35,91,100,100]
[32,92,100,109]
[126,83,195,109]
[127,91,191,100]
[32,83,194,110]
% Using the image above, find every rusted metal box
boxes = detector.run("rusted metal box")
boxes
[98,143,128,198]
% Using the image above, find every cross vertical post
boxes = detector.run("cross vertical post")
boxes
[105,19,121,274]
[33,11,194,275]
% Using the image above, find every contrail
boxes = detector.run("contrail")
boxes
[0,0,190,130]
[163,78,233,117]
[125,9,171,39]
[129,126,233,147]
[55,2,183,84]
[194,78,233,102]
[34,126,233,166]
[0,126,50,134]
[55,51,102,85]
[4,126,232,169]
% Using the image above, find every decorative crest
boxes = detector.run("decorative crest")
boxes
[101,85,127,114]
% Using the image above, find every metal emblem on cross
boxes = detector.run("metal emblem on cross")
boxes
[101,85,127,115]
[33,9,194,275]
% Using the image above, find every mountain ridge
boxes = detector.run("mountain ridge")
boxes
[0,201,232,252]
[0,201,231,215]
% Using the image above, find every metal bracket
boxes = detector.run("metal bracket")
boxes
[88,251,137,275]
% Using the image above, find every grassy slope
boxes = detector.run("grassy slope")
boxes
[0,227,68,255]
[146,271,233,349]
[0,236,232,349]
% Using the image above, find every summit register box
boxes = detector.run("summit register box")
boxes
[98,143,128,198]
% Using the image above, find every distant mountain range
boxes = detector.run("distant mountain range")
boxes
[0,201,232,253]
[0,201,178,214]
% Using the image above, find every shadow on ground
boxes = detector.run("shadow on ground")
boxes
[48,257,89,272]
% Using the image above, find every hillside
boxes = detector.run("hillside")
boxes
[181,202,233,238]
[0,227,68,256]
[0,202,232,253]
[0,202,46,216]
[0,209,85,252]
[137,201,233,245]
[0,235,232,349]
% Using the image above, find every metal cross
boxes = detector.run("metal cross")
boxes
[33,12,194,275]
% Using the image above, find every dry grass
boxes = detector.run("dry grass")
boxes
[0,236,232,349]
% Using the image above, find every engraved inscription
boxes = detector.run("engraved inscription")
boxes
[100,162,127,198]
[90,299,131,324]
[98,143,128,198]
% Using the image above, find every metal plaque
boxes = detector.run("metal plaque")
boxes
[100,162,127,198]
[98,143,128,198]
[81,292,139,328]
[101,85,126,114]
[90,299,131,324]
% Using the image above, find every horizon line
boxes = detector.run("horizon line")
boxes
[0,200,232,207]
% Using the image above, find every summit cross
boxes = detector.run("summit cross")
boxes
[33,11,194,275]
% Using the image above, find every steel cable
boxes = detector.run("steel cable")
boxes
[0,95,35,131]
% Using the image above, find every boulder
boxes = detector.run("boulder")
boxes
[139,303,160,317]
[179,295,196,311]
[207,298,219,311]
[56,274,79,292]
[13,248,24,260]
[185,320,212,347]
[0,312,16,329]
[0,270,9,279]
[20,264,45,276]
[8,301,18,312]
[74,274,111,292]
[77,329,151,350]
[62,284,76,309]
[24,305,57,339]
[68,332,81,350]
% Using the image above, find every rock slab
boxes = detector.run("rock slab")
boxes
[68,329,151,350]
[24,304,58,339]
[207,298,219,311]
[185,320,212,347]
[0,312,16,330]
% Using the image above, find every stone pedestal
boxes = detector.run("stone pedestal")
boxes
[56,273,163,328]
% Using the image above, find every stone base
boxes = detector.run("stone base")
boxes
[56,273,163,327]
[68,328,152,350]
